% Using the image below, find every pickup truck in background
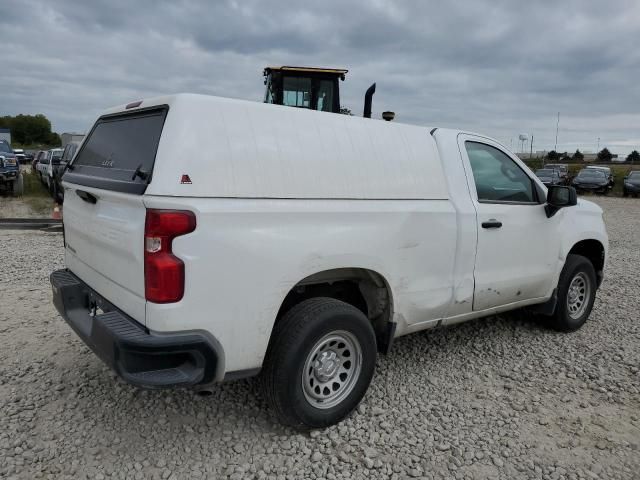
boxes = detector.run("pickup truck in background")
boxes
[51,94,608,428]
[12,148,26,164]
[0,139,23,195]
[51,141,81,203]
[41,148,64,192]
[35,150,51,181]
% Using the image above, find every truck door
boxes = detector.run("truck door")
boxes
[458,135,559,311]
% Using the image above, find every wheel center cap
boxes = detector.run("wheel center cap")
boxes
[314,351,340,382]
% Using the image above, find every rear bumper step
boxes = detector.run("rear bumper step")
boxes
[50,269,218,388]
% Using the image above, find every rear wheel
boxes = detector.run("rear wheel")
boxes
[261,297,377,429]
[548,254,597,332]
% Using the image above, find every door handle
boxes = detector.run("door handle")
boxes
[76,189,97,204]
[481,220,502,229]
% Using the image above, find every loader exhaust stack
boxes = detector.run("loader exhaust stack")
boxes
[363,83,376,118]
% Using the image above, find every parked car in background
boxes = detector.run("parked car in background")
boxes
[13,148,26,164]
[535,168,563,187]
[572,169,610,194]
[32,150,47,173]
[52,141,81,202]
[544,163,569,184]
[586,166,614,187]
[623,171,640,197]
[51,94,608,428]
[39,148,63,190]
[36,151,50,180]
[0,140,23,195]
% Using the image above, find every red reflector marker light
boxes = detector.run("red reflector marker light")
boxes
[144,209,196,303]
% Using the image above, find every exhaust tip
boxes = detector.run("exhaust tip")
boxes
[195,388,214,397]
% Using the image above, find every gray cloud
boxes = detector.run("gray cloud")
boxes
[1,0,638,154]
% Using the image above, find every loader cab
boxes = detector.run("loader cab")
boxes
[263,66,347,114]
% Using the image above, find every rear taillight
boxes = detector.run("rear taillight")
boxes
[144,209,196,303]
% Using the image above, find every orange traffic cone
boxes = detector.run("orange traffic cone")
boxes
[52,204,62,220]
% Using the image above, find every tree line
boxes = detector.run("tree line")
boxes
[545,148,640,163]
[0,114,61,147]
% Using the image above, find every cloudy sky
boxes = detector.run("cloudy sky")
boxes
[2,0,639,154]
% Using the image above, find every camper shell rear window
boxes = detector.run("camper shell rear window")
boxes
[63,106,168,194]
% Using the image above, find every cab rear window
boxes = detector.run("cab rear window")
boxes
[63,106,167,194]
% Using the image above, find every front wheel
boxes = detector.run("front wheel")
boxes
[12,175,23,196]
[549,254,597,332]
[261,298,377,429]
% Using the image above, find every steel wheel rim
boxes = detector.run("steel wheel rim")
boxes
[302,330,362,409]
[567,272,591,319]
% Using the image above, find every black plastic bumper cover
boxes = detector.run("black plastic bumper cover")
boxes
[50,269,218,388]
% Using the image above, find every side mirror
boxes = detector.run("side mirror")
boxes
[545,186,577,218]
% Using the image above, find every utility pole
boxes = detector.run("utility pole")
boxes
[554,112,560,151]
[530,135,534,159]
[597,137,600,152]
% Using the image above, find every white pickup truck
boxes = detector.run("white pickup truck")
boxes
[51,94,608,428]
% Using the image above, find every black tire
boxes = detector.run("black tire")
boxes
[53,182,63,203]
[12,175,23,196]
[549,254,597,332]
[261,297,377,429]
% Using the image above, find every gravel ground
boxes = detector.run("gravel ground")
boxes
[0,197,638,480]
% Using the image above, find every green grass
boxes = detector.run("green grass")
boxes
[523,161,638,197]
[21,170,54,215]
[11,143,61,151]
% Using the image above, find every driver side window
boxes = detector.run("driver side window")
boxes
[465,141,536,203]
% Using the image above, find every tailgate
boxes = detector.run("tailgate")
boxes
[63,185,147,322]
[61,106,168,324]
